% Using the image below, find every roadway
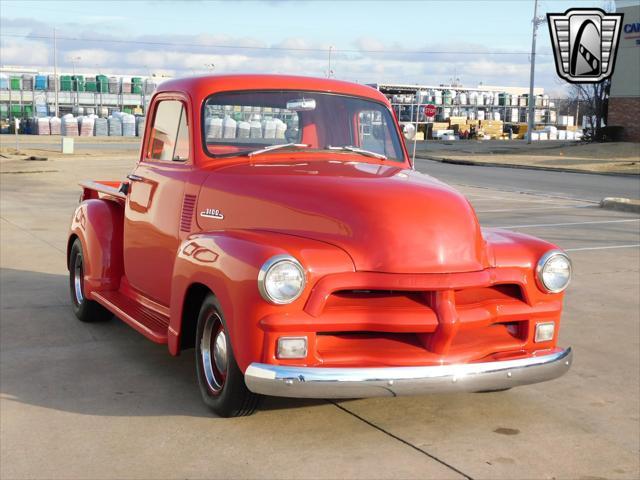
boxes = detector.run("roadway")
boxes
[416,158,640,202]
[1,152,639,479]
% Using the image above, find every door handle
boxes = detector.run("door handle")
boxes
[126,174,144,182]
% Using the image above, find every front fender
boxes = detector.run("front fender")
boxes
[68,199,124,298]
[483,227,565,304]
[168,230,355,370]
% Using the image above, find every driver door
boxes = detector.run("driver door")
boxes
[123,96,191,306]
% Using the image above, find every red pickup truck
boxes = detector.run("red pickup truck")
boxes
[68,75,572,417]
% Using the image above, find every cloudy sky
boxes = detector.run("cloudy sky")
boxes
[0,0,614,96]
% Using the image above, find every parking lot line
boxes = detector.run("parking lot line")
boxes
[475,204,593,213]
[331,401,473,480]
[565,244,640,252]
[495,219,640,229]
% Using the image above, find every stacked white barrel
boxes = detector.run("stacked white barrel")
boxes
[250,115,262,138]
[136,116,145,137]
[222,116,236,139]
[205,117,223,140]
[120,113,136,137]
[94,117,108,136]
[78,115,95,136]
[61,114,78,136]
[237,121,250,139]
[37,117,50,135]
[49,117,61,135]
[108,115,122,136]
[275,119,287,139]
[262,118,276,139]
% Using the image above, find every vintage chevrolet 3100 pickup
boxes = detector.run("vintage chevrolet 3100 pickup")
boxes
[68,75,572,417]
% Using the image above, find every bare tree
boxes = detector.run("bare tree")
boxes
[568,79,610,140]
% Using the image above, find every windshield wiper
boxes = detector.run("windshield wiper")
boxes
[247,143,310,157]
[327,145,387,160]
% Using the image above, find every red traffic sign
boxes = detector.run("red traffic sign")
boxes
[424,104,437,117]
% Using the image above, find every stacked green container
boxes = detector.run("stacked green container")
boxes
[23,105,33,117]
[72,75,85,92]
[498,93,508,106]
[10,105,22,117]
[96,75,109,93]
[60,75,72,91]
[0,104,8,119]
[131,77,143,94]
[123,107,133,114]
[85,76,97,92]
[10,76,21,90]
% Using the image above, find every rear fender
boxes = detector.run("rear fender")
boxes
[168,230,355,370]
[68,199,124,297]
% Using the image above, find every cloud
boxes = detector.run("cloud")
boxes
[0,16,568,95]
[0,37,50,66]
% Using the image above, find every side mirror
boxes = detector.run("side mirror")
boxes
[402,123,416,140]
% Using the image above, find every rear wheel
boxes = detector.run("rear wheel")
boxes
[68,239,111,322]
[195,294,259,417]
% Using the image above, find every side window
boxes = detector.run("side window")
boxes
[357,109,402,160]
[147,100,189,162]
[357,110,385,155]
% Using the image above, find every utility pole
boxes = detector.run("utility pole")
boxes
[526,0,546,143]
[53,27,59,117]
[71,56,81,107]
[327,46,334,78]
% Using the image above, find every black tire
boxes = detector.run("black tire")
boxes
[68,239,111,322]
[195,293,260,417]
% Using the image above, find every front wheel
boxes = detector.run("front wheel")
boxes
[68,239,111,322]
[195,294,260,417]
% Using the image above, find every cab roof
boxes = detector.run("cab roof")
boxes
[156,74,389,105]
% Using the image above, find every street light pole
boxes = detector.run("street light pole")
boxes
[71,56,81,107]
[53,27,59,117]
[526,0,546,143]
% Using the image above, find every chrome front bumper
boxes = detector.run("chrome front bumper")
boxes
[244,348,572,398]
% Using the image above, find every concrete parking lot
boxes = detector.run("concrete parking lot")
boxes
[1,139,639,479]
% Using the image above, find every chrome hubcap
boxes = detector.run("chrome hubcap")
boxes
[73,256,84,304]
[200,312,227,393]
[213,331,228,373]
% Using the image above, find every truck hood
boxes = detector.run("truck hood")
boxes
[196,160,488,273]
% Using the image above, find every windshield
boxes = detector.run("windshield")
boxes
[202,90,405,161]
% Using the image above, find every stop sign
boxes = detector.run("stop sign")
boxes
[424,104,437,118]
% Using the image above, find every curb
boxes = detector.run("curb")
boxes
[415,155,639,177]
[600,197,640,214]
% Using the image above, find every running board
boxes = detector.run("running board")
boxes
[92,291,169,344]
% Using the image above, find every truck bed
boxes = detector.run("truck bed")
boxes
[80,180,126,201]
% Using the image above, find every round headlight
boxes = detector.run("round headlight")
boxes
[536,250,572,293]
[258,255,306,304]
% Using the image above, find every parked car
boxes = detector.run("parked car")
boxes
[68,74,573,417]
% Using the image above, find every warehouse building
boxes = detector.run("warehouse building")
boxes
[369,83,577,140]
[0,66,163,123]
[608,0,640,142]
